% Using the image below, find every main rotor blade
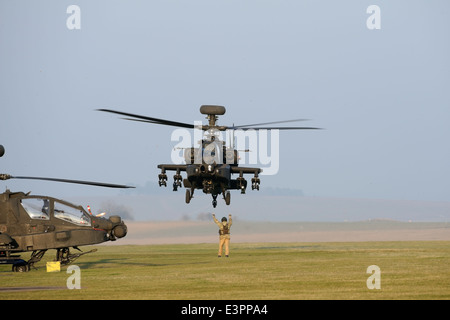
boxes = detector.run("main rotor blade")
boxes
[3,175,135,189]
[120,117,199,129]
[233,126,322,130]
[232,119,309,129]
[97,109,195,129]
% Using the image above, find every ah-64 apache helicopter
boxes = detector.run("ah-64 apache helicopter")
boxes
[0,144,134,272]
[99,105,320,208]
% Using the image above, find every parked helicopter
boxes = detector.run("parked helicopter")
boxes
[0,144,134,272]
[98,105,320,207]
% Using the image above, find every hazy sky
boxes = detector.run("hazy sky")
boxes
[1,1,449,203]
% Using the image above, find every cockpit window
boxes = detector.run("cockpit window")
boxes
[54,202,91,226]
[21,198,50,220]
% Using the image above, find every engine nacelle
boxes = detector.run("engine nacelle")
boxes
[184,148,199,164]
[225,148,239,165]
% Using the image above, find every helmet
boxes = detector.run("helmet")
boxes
[221,217,227,222]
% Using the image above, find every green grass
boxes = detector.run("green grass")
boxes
[1,241,449,300]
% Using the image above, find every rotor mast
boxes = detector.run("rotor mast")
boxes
[207,114,218,127]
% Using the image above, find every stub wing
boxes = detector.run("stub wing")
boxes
[230,166,262,175]
[157,164,187,172]
[157,164,186,188]
[230,166,261,192]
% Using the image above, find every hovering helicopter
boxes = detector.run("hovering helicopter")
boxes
[98,105,320,207]
[0,144,134,272]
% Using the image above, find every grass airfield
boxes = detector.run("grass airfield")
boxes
[1,240,449,300]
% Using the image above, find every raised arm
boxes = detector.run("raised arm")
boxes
[212,213,221,227]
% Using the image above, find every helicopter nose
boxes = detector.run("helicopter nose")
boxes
[108,215,127,239]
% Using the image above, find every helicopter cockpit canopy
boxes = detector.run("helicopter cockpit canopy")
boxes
[19,196,91,226]
[21,198,50,220]
[53,201,90,226]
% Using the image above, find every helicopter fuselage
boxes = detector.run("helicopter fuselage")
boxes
[158,140,261,207]
[0,190,127,270]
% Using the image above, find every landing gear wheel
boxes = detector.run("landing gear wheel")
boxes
[185,189,191,204]
[12,262,30,272]
[225,192,230,205]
